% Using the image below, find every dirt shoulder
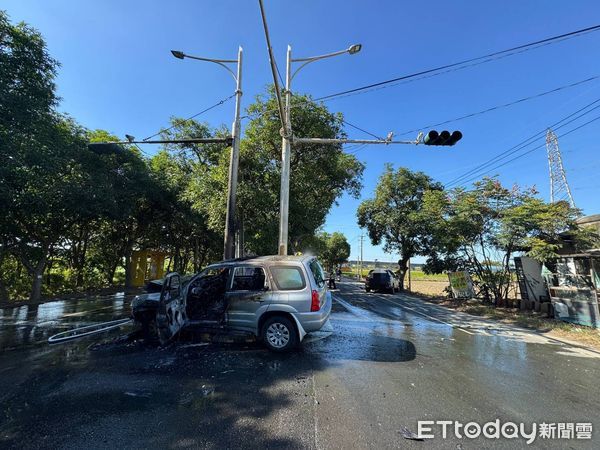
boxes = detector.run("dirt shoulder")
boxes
[409,291,600,351]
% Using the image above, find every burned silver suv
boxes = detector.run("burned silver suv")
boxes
[131,255,332,352]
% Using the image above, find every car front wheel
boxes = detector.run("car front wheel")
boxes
[262,316,298,352]
[138,311,158,342]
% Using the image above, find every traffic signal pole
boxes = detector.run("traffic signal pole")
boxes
[293,137,419,145]
[257,0,461,257]
[278,46,292,256]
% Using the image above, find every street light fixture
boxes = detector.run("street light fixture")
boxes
[170,50,185,60]
[171,46,244,260]
[278,43,362,256]
[348,44,362,55]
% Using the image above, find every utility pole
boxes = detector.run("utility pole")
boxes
[170,47,243,261]
[359,233,364,281]
[256,1,462,256]
[276,43,361,255]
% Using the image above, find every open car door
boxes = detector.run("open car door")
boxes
[156,272,187,345]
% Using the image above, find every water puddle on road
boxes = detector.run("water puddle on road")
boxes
[0,293,135,352]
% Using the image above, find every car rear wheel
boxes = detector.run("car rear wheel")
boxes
[262,316,297,352]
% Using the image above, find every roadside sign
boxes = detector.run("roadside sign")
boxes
[448,271,474,299]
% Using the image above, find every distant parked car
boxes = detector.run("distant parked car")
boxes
[365,269,399,293]
[131,255,332,352]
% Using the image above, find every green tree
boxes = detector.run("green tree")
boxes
[0,11,60,301]
[422,178,590,305]
[7,115,97,301]
[178,87,364,256]
[84,129,164,287]
[357,165,444,288]
[149,147,222,273]
[316,232,351,272]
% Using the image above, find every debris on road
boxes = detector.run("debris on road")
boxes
[399,426,423,441]
[179,343,210,349]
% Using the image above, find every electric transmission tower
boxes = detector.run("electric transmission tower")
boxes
[545,129,576,208]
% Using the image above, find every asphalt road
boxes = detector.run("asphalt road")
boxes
[0,281,598,449]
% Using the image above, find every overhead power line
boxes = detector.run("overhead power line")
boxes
[445,103,600,188]
[142,92,236,141]
[445,98,600,187]
[314,24,600,102]
[341,119,384,140]
[453,114,600,187]
[396,75,600,136]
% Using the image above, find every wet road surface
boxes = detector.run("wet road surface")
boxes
[0,282,598,449]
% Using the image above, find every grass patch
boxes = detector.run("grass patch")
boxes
[342,269,447,282]
[408,271,448,282]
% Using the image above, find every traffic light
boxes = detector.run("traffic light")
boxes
[423,130,462,146]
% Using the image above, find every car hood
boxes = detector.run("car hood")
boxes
[131,292,161,311]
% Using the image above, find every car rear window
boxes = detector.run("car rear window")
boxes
[270,266,306,290]
[309,259,326,288]
[372,272,390,282]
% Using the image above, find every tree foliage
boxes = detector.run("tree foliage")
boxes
[0,9,365,301]
[314,232,351,272]
[422,178,589,304]
[357,165,443,288]
[188,87,365,256]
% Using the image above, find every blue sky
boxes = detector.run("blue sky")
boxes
[5,0,600,263]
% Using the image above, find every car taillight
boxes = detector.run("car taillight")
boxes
[311,290,320,312]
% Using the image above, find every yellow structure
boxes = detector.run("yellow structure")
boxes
[129,250,167,287]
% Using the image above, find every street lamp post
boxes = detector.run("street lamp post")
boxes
[171,47,243,260]
[278,44,361,256]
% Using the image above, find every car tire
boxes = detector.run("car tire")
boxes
[262,316,298,352]
[365,287,371,292]
[141,312,159,342]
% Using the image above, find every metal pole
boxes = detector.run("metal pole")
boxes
[293,137,417,145]
[223,46,243,260]
[359,233,364,280]
[408,257,412,291]
[278,45,292,256]
[257,0,286,133]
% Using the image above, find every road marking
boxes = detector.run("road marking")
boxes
[369,294,475,335]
